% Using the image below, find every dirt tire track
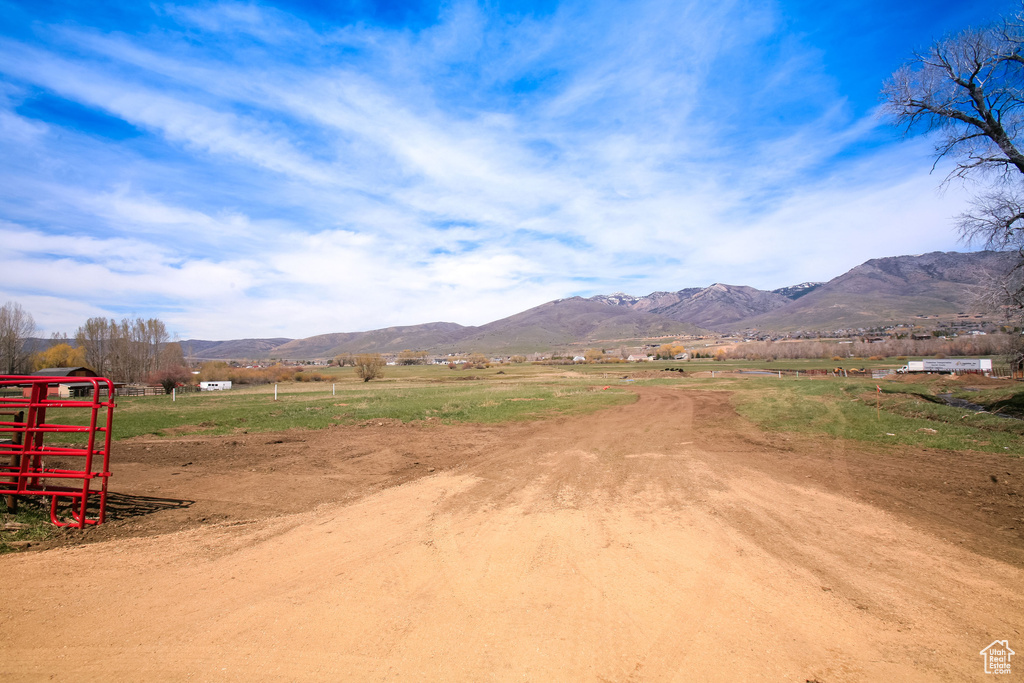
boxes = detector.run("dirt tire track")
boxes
[1,386,1022,681]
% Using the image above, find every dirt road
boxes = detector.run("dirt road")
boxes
[2,387,1022,681]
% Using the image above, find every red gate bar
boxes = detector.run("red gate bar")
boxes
[0,376,115,528]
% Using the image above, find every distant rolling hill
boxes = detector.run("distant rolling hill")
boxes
[268,322,468,358]
[652,284,791,329]
[428,297,710,354]
[179,250,1016,358]
[181,299,710,359]
[179,338,293,360]
[737,251,1016,331]
[591,283,797,330]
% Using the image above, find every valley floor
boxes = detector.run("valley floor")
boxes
[2,387,1022,681]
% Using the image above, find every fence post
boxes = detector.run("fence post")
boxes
[172,388,176,402]
[275,384,278,401]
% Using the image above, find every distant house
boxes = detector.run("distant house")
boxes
[673,353,689,360]
[572,356,586,363]
[626,355,649,362]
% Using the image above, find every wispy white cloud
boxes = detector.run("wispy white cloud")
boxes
[0,0,991,339]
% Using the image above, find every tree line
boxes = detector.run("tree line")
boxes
[723,336,1010,362]
[0,301,185,384]
[73,316,183,383]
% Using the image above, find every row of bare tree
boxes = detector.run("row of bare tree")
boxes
[0,303,185,382]
[74,317,184,383]
[724,335,1012,362]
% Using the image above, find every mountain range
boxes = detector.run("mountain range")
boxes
[182,251,1016,359]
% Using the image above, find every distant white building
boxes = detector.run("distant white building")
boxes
[199,381,232,391]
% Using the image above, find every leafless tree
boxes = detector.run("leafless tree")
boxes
[0,302,36,374]
[883,10,1024,181]
[75,317,112,376]
[959,189,1024,312]
[75,316,171,382]
[884,4,1024,371]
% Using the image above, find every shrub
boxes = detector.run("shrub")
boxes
[147,365,193,393]
[355,354,385,382]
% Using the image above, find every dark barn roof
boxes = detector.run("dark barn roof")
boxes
[31,367,98,378]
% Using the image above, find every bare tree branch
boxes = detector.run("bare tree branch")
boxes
[882,15,1024,180]
[0,302,37,374]
[885,2,1024,350]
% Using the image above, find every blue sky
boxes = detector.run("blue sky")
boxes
[0,0,1012,339]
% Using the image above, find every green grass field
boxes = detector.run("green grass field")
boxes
[32,359,1024,454]
[723,377,1024,453]
[44,359,1023,449]
[46,367,636,441]
[6,358,1020,552]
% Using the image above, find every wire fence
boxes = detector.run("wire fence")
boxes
[115,384,201,397]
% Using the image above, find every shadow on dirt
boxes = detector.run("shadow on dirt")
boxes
[102,492,194,521]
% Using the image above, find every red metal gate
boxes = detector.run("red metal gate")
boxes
[1,376,115,528]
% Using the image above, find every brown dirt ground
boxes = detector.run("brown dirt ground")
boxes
[1,386,1022,681]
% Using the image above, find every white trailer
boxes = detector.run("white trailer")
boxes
[901,360,987,376]
[898,359,991,374]
[923,359,991,373]
[199,381,232,391]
